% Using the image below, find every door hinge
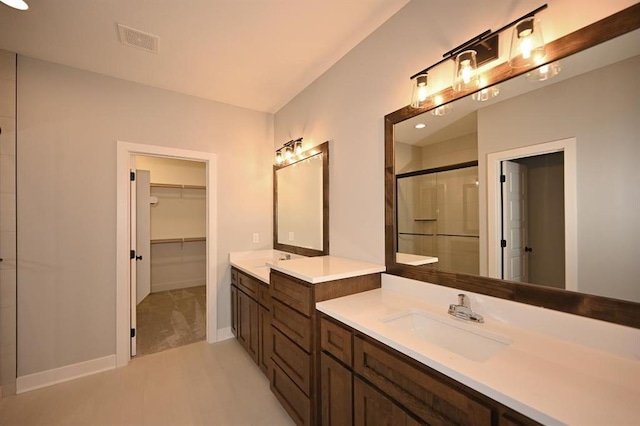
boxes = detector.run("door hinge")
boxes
[500,174,506,183]
[130,249,136,259]
[131,328,136,338]
[130,171,135,181]
[500,239,507,248]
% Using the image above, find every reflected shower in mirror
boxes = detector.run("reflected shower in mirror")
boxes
[274,141,329,257]
[393,28,640,303]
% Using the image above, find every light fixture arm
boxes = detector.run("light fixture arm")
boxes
[409,4,547,81]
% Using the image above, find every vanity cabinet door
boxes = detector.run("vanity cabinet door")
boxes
[231,284,238,337]
[321,352,352,426]
[238,289,259,363]
[354,376,421,426]
[320,316,353,367]
[258,303,272,375]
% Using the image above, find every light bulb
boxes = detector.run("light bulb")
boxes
[520,36,533,59]
[461,60,472,84]
[453,50,478,92]
[294,140,303,155]
[275,150,283,165]
[411,73,429,108]
[509,17,546,69]
[285,146,292,160]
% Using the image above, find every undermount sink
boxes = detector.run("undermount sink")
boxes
[380,309,512,362]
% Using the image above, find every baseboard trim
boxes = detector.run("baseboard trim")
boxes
[216,326,234,342]
[151,279,205,293]
[17,354,116,394]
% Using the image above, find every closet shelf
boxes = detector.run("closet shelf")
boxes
[151,237,207,244]
[150,183,206,190]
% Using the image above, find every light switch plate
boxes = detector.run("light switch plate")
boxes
[252,233,259,243]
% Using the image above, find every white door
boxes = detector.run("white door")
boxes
[136,170,151,305]
[502,160,528,282]
[129,168,138,357]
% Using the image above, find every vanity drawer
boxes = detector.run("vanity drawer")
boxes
[231,268,238,285]
[271,299,312,352]
[271,328,312,396]
[271,271,312,316]
[271,362,312,426]
[258,283,271,309]
[354,336,492,425]
[320,316,352,367]
[238,271,259,300]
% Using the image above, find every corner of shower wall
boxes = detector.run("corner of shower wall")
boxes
[0,49,18,397]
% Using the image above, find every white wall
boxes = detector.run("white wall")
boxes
[273,0,637,265]
[17,57,273,377]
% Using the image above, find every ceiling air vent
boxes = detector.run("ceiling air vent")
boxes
[117,24,159,54]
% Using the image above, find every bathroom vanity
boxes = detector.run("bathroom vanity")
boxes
[230,253,385,425]
[317,275,640,425]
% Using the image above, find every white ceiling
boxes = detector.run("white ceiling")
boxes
[0,0,409,113]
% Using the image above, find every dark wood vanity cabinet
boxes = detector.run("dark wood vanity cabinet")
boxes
[269,270,381,426]
[231,267,271,374]
[320,314,541,426]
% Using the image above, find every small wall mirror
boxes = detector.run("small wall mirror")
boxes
[274,142,329,256]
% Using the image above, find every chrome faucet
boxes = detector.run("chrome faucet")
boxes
[279,253,291,261]
[448,294,484,323]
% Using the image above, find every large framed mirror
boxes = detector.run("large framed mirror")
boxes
[274,141,329,256]
[385,4,640,328]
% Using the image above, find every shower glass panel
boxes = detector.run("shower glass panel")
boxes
[397,165,479,274]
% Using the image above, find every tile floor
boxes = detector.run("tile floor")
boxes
[0,339,294,426]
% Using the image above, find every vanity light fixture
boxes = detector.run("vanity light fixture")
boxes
[410,73,429,108]
[508,17,547,68]
[408,4,547,108]
[453,50,479,92]
[275,138,304,165]
[526,61,562,81]
[0,0,28,10]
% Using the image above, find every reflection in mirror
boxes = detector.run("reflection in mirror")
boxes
[393,28,640,303]
[274,142,329,257]
[277,154,323,249]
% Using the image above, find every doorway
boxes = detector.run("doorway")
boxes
[116,141,218,368]
[500,153,565,287]
[487,138,577,291]
[132,156,207,356]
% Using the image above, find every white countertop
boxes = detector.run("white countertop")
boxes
[316,274,640,426]
[396,252,438,266]
[229,249,299,284]
[266,255,385,284]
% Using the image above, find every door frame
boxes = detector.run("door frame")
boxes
[487,138,577,291]
[116,141,218,368]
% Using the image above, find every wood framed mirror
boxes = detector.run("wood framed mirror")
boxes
[385,4,640,328]
[274,141,329,257]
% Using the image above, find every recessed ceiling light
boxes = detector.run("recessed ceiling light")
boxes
[415,123,426,129]
[0,0,28,10]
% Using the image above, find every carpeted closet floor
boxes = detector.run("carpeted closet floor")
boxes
[136,285,206,356]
